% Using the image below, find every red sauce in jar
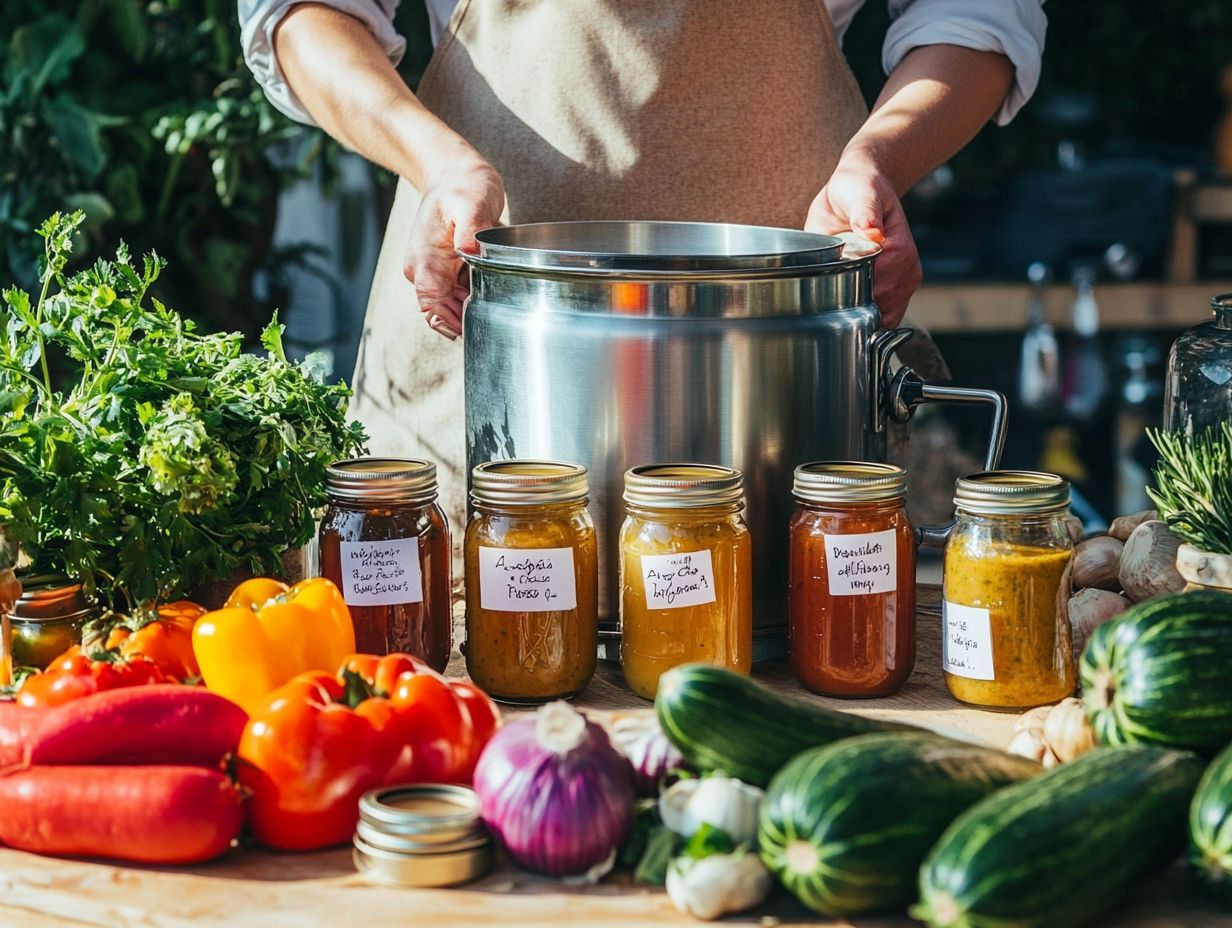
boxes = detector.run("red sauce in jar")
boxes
[787,462,916,697]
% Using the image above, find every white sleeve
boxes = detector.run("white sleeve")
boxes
[239,0,407,126]
[884,0,1047,126]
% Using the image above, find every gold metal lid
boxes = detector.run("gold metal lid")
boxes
[326,458,437,504]
[470,460,588,506]
[623,463,745,509]
[8,575,95,623]
[357,785,482,842]
[954,470,1070,515]
[793,461,907,504]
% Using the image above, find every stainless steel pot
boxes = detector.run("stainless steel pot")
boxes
[462,221,1005,658]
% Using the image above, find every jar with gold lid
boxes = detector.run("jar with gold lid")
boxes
[3,575,94,673]
[943,470,1075,710]
[318,458,452,670]
[788,462,916,698]
[619,464,752,700]
[464,460,598,704]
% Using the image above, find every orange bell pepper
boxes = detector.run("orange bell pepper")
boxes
[192,577,356,715]
[105,601,205,681]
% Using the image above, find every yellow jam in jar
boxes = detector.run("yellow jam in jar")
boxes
[619,464,752,700]
[464,461,597,704]
[942,471,1075,710]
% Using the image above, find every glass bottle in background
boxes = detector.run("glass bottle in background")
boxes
[1017,261,1061,415]
[1115,337,1162,514]
[1164,293,1232,437]
[1062,265,1108,422]
[464,461,598,704]
[318,458,452,670]
[619,464,752,700]
[942,471,1075,711]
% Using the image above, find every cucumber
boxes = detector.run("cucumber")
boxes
[654,664,917,787]
[1081,590,1232,753]
[1190,740,1232,899]
[914,745,1204,928]
[759,732,1039,917]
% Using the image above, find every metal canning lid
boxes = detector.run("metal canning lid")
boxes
[326,458,437,504]
[623,463,745,510]
[954,470,1070,515]
[793,461,907,504]
[353,835,493,888]
[470,460,588,506]
[7,575,95,623]
[357,784,481,840]
[355,819,488,855]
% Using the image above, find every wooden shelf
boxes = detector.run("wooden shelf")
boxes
[909,281,1231,333]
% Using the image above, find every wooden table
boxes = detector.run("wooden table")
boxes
[1,594,1227,928]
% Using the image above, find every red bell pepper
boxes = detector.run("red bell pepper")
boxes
[238,653,501,851]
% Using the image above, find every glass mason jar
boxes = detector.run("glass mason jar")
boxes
[619,464,753,700]
[318,458,452,670]
[5,575,94,670]
[788,462,916,698]
[464,461,598,704]
[1164,292,1232,437]
[942,471,1075,710]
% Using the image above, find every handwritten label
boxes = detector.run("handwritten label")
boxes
[339,538,423,607]
[640,551,717,610]
[478,546,577,612]
[942,601,995,680]
[823,529,897,595]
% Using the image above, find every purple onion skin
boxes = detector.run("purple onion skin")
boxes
[611,719,687,796]
[473,708,636,876]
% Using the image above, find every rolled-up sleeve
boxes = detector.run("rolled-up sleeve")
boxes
[239,0,406,125]
[884,0,1047,126]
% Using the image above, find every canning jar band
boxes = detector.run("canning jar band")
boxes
[792,461,907,504]
[953,470,1070,515]
[623,463,745,510]
[470,460,589,507]
[327,457,438,504]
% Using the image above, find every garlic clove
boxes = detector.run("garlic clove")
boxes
[659,779,701,836]
[1007,727,1049,763]
[667,852,774,921]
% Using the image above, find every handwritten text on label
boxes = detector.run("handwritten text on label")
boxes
[640,550,717,610]
[479,546,577,612]
[942,600,995,680]
[823,528,897,595]
[339,537,423,607]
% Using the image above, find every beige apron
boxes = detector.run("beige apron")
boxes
[350,0,871,540]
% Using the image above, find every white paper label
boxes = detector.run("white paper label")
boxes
[943,601,995,680]
[338,538,423,606]
[640,550,717,610]
[478,547,577,612]
[823,528,897,595]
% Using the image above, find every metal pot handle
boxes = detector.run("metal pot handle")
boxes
[873,328,1008,548]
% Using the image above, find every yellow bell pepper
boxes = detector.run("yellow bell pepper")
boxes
[192,577,356,715]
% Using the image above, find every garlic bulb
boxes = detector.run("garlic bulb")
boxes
[1008,698,1094,768]
[666,851,773,921]
[658,777,764,847]
[1119,520,1185,602]
[1069,588,1131,658]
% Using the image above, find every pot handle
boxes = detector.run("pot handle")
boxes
[875,330,1008,549]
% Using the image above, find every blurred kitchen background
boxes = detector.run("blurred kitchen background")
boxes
[3,1,1230,529]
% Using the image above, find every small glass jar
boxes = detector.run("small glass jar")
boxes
[942,471,1075,710]
[319,458,452,670]
[788,462,916,698]
[464,461,598,704]
[619,464,753,700]
[1163,292,1232,437]
[4,575,94,670]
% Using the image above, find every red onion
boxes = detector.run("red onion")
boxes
[609,713,687,796]
[474,701,635,876]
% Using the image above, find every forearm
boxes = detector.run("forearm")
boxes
[842,44,1014,195]
[273,3,478,187]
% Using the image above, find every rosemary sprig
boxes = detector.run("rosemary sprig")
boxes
[1146,422,1232,555]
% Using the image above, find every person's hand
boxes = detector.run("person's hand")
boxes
[805,154,922,326]
[403,154,505,339]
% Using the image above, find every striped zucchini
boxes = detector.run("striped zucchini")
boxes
[914,745,1204,928]
[1080,590,1232,753]
[759,733,1040,917]
[1190,740,1232,899]
[654,664,916,787]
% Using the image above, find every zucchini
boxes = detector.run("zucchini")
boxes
[654,664,916,787]
[1190,740,1232,899]
[1081,590,1232,753]
[914,745,1205,928]
[759,732,1039,916]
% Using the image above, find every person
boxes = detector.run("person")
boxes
[239,0,1046,532]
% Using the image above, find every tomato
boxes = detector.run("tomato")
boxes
[16,648,168,708]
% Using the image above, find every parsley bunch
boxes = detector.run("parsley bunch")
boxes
[0,211,366,609]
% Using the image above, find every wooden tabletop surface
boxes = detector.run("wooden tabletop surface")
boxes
[0,589,1227,928]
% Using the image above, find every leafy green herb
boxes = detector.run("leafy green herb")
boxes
[0,211,366,609]
[1147,423,1232,556]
